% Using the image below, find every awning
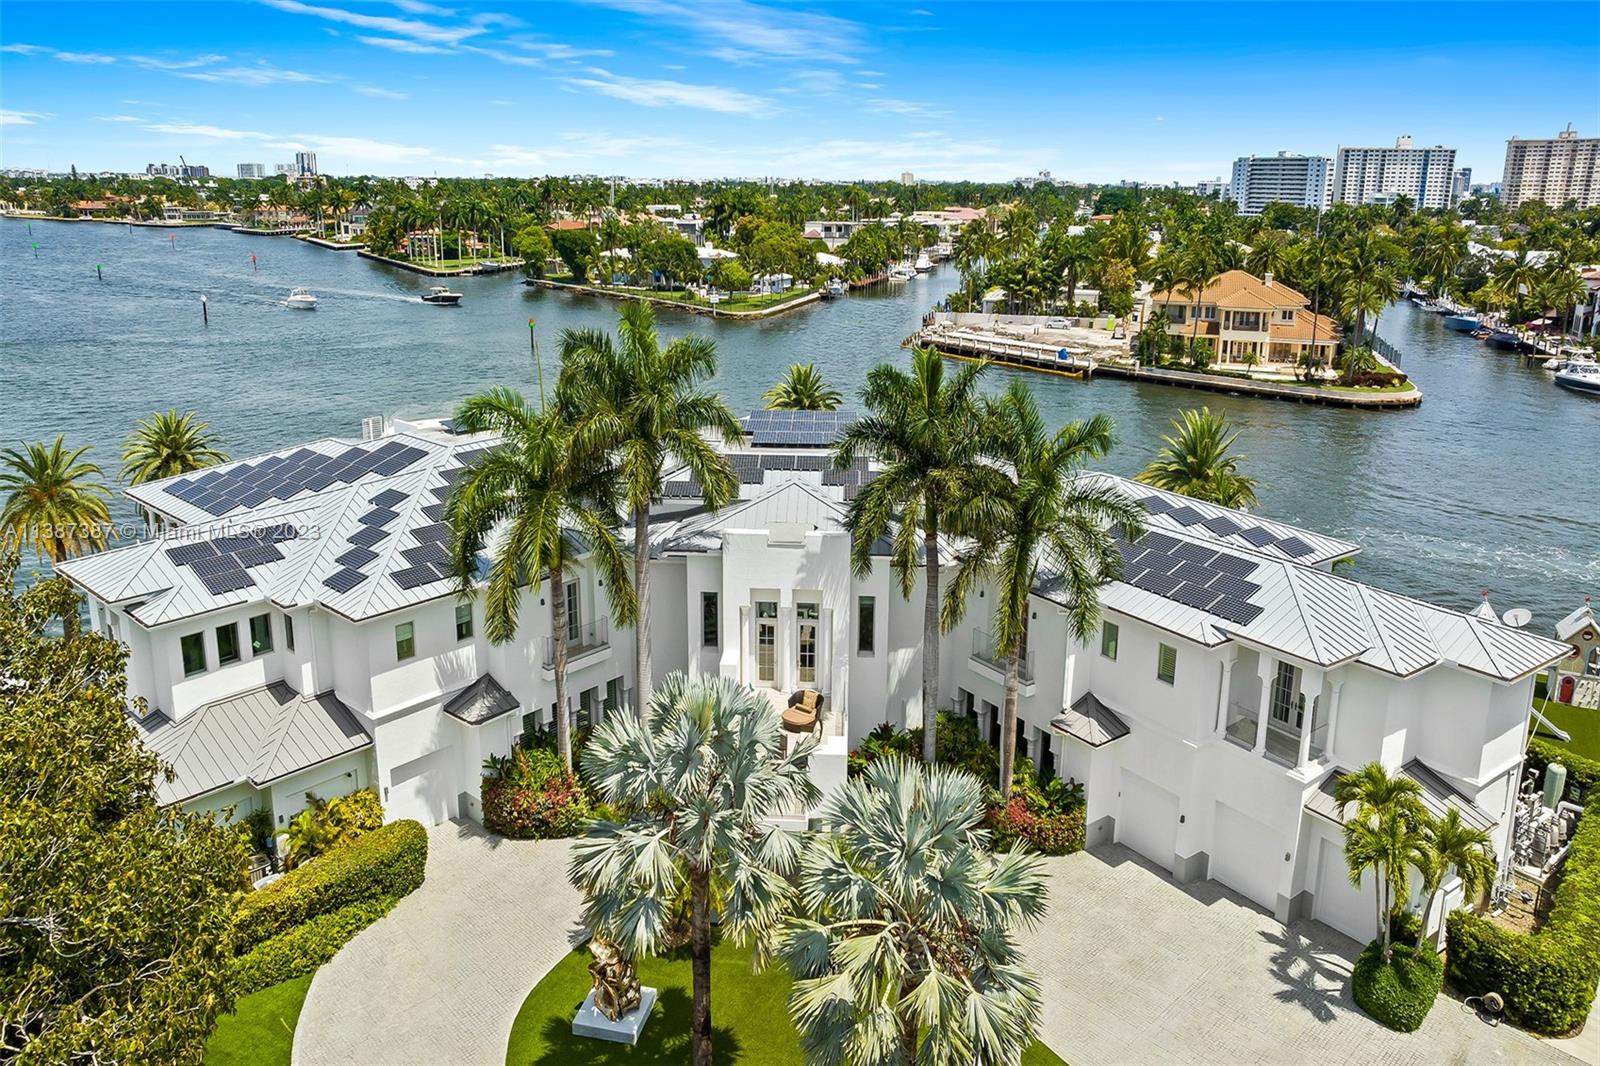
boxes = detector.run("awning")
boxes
[1304,759,1497,832]
[442,674,520,725]
[1051,692,1130,747]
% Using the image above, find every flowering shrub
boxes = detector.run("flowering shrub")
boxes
[480,732,594,840]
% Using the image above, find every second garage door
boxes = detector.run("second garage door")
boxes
[387,748,455,825]
[1116,770,1179,871]
[1209,802,1285,911]
[1314,834,1375,943]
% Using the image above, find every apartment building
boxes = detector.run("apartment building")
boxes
[1501,126,1600,210]
[1225,152,1332,215]
[1333,136,1456,209]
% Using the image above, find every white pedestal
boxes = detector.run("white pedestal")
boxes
[571,986,657,1045]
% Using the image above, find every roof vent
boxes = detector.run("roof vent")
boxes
[360,416,387,441]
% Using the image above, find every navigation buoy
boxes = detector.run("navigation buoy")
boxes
[201,294,209,325]
[32,242,38,258]
[96,264,103,281]
[251,254,258,272]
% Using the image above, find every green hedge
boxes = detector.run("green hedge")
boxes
[234,819,427,953]
[231,896,397,995]
[1526,737,1600,804]
[1352,942,1444,1032]
[1445,795,1600,1034]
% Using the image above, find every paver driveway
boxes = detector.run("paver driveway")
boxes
[1027,845,1583,1066]
[294,820,582,1066]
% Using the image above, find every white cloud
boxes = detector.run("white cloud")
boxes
[1,44,115,63]
[51,50,117,64]
[97,114,145,123]
[355,35,449,54]
[0,43,50,55]
[587,0,865,63]
[857,81,880,90]
[354,84,409,99]
[864,97,949,118]
[390,0,456,14]
[260,0,500,44]
[176,62,328,85]
[459,44,541,67]
[567,68,772,115]
[142,121,274,140]
[0,109,47,126]
[128,53,228,71]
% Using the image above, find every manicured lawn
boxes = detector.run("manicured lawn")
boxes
[506,940,1067,1064]
[1532,695,1600,762]
[204,974,312,1066]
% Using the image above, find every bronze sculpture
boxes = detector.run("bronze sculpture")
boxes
[587,938,642,1021]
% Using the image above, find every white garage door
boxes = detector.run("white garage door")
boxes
[1116,770,1179,871]
[1314,835,1375,943]
[387,748,455,826]
[1210,803,1285,911]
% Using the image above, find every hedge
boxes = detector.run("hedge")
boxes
[1352,942,1444,1032]
[1445,795,1600,1034]
[230,895,397,995]
[1526,737,1600,805]
[233,819,427,953]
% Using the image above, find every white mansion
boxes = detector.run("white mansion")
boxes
[59,410,1566,946]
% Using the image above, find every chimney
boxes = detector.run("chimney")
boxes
[1263,271,1274,287]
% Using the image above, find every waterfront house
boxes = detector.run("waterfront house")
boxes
[60,410,1565,945]
[1146,269,1342,370]
[336,206,371,241]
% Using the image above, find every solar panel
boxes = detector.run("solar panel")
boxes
[1166,506,1204,526]
[167,477,193,493]
[304,471,338,492]
[1131,570,1183,597]
[236,489,272,509]
[192,469,228,488]
[1209,574,1261,600]
[411,523,451,544]
[1172,582,1222,610]
[335,446,368,463]
[323,567,368,593]
[267,482,301,501]
[1210,554,1260,578]
[191,554,245,578]
[1276,536,1315,559]
[1140,495,1175,515]
[422,502,447,521]
[199,569,255,596]
[1212,596,1265,625]
[1137,531,1181,554]
[391,564,443,590]
[233,543,284,568]
[1171,542,1219,567]
[359,507,400,527]
[336,545,379,569]
[1172,560,1216,586]
[403,542,452,569]
[347,526,389,549]
[1201,515,1242,536]
[165,541,218,565]
[370,488,408,509]
[1239,526,1278,548]
[1140,549,1184,575]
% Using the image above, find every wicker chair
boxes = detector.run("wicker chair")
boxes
[782,688,823,734]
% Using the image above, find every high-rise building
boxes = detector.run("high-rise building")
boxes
[1224,152,1332,215]
[1451,167,1473,204]
[1500,126,1600,210]
[901,171,915,185]
[295,151,318,176]
[145,162,209,179]
[237,163,267,179]
[1332,136,1456,210]
[1193,177,1226,199]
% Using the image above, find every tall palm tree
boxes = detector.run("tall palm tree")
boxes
[558,302,742,708]
[834,347,993,763]
[445,388,637,771]
[772,756,1048,1064]
[1335,762,1430,958]
[120,410,228,487]
[764,363,843,411]
[1178,246,1222,359]
[1054,232,1096,307]
[1,437,114,638]
[571,673,818,1066]
[1135,407,1259,509]
[1419,808,1497,949]
[1535,266,1587,337]
[945,385,1145,797]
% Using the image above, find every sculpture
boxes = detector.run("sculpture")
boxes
[587,938,642,1021]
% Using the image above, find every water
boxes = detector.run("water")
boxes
[2,219,1595,627]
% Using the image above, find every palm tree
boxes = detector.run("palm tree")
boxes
[1,437,114,638]
[1419,808,1497,949]
[1055,232,1096,306]
[120,410,228,487]
[945,385,1145,797]
[1336,762,1431,958]
[1535,266,1587,338]
[557,302,742,708]
[772,756,1047,1064]
[834,347,993,763]
[1178,246,1221,359]
[571,673,818,1066]
[1135,407,1259,509]
[764,363,843,411]
[445,388,637,771]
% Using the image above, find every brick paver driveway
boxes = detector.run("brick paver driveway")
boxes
[1027,845,1582,1066]
[294,820,582,1066]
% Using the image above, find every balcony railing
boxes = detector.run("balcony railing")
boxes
[971,629,1035,683]
[541,620,609,668]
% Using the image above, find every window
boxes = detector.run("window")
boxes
[455,602,474,641]
[857,596,875,654]
[216,622,241,665]
[249,613,273,654]
[395,621,416,661]
[1100,621,1119,661]
[701,592,719,647]
[796,602,818,685]
[580,687,598,726]
[565,580,581,642]
[284,613,295,652]
[756,601,778,683]
[605,676,622,714]
[181,632,207,676]
[1156,643,1177,685]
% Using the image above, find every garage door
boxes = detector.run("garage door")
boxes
[1314,835,1375,943]
[1209,803,1284,911]
[387,748,455,825]
[1116,770,1179,871]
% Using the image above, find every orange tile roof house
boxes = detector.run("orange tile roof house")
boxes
[1147,269,1342,369]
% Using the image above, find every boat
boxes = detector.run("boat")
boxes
[887,264,917,282]
[1442,314,1479,332]
[914,252,933,273]
[821,277,845,300]
[1553,360,1600,395]
[1545,353,1598,375]
[421,285,462,305]
[284,287,318,310]
[1487,329,1524,350]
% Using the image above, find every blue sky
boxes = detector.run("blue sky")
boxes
[1,1,1597,182]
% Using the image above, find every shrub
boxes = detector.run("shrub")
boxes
[482,770,592,839]
[230,895,397,995]
[1389,906,1424,949]
[1352,941,1443,1032]
[233,819,427,953]
[275,788,386,869]
[1526,736,1599,804]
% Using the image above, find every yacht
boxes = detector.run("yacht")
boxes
[1545,352,1598,376]
[422,285,462,305]
[284,287,318,310]
[1442,314,1479,332]
[887,264,917,282]
[1553,360,1600,395]
[821,277,846,300]
[914,251,933,273]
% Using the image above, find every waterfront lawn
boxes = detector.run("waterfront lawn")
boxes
[505,940,1068,1065]
[1532,695,1600,762]
[204,974,312,1066]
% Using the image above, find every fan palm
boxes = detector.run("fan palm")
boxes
[1335,762,1431,957]
[945,385,1145,797]
[1135,407,1259,509]
[571,673,818,1066]
[771,756,1048,1066]
[1419,808,1498,948]
[764,363,843,411]
[445,388,637,771]
[834,347,993,763]
[557,301,742,707]
[120,410,228,487]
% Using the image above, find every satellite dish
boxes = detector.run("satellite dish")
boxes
[1503,608,1533,628]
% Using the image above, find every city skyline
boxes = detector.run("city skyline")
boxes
[1,0,1597,182]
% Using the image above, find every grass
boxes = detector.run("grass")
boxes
[1532,695,1600,763]
[533,278,817,314]
[506,940,1068,1065]
[204,974,312,1066]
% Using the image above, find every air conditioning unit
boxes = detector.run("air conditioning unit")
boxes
[360,416,386,441]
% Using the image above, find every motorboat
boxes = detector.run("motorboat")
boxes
[887,264,917,282]
[1487,329,1524,350]
[1553,360,1600,395]
[1545,353,1598,375]
[820,277,845,300]
[1442,314,1479,332]
[421,285,462,305]
[284,287,318,310]
[914,251,933,273]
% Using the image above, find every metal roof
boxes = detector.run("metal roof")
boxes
[1304,759,1497,833]
[132,682,370,805]
[442,674,519,725]
[1052,692,1131,747]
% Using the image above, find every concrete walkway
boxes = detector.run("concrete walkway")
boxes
[293,821,582,1066]
[1025,844,1583,1066]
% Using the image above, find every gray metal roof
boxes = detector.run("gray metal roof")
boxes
[1304,759,1497,833]
[1052,692,1131,747]
[442,674,519,725]
[132,682,370,805]
[655,480,850,554]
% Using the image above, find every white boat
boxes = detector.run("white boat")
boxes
[1554,360,1600,395]
[421,285,462,305]
[1545,353,1598,376]
[914,252,932,273]
[284,287,318,310]
[887,264,917,282]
